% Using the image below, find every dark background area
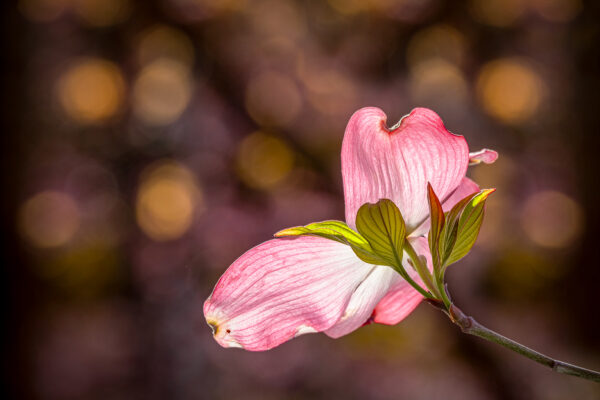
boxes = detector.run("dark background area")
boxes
[3,0,600,399]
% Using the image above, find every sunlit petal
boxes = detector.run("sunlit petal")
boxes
[342,107,469,232]
[325,265,397,338]
[204,236,375,351]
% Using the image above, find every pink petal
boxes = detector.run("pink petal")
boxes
[325,265,397,338]
[441,177,480,207]
[469,148,498,165]
[342,107,469,232]
[204,236,377,351]
[411,177,480,237]
[371,237,432,325]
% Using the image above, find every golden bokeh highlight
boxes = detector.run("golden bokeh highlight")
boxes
[531,0,582,23]
[236,132,294,190]
[19,191,81,248]
[136,161,202,242]
[468,0,526,27]
[71,0,131,27]
[521,190,583,248]
[132,59,193,126]
[303,69,357,115]
[476,58,544,124]
[136,25,195,68]
[410,58,468,104]
[406,25,467,70]
[57,58,125,124]
[245,72,302,128]
[18,0,69,22]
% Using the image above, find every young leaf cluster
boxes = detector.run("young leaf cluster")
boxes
[275,186,494,305]
[427,183,495,306]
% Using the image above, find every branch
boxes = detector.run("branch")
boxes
[433,304,600,382]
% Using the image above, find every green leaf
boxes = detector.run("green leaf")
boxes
[427,183,446,271]
[438,192,478,265]
[444,189,495,266]
[348,243,389,266]
[275,220,365,246]
[304,221,366,245]
[275,220,387,265]
[355,199,406,268]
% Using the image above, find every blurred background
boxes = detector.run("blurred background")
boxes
[3,0,600,398]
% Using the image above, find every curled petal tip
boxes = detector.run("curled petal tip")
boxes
[406,107,444,125]
[347,107,448,136]
[383,107,447,134]
[469,148,499,165]
[207,320,218,335]
[205,318,244,349]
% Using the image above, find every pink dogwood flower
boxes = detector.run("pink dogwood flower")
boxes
[204,107,497,351]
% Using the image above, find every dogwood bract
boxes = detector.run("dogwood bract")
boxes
[204,107,497,351]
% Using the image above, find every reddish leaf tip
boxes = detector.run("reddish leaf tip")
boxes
[475,188,496,205]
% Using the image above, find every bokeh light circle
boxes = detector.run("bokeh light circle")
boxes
[136,161,202,241]
[245,71,302,128]
[57,58,125,124]
[406,24,467,70]
[521,190,583,248]
[236,132,294,190]
[132,59,193,126]
[19,191,81,248]
[476,58,544,125]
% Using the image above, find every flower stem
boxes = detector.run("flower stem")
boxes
[402,241,441,299]
[398,269,434,299]
[442,303,600,382]
[435,271,452,309]
[382,238,433,300]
